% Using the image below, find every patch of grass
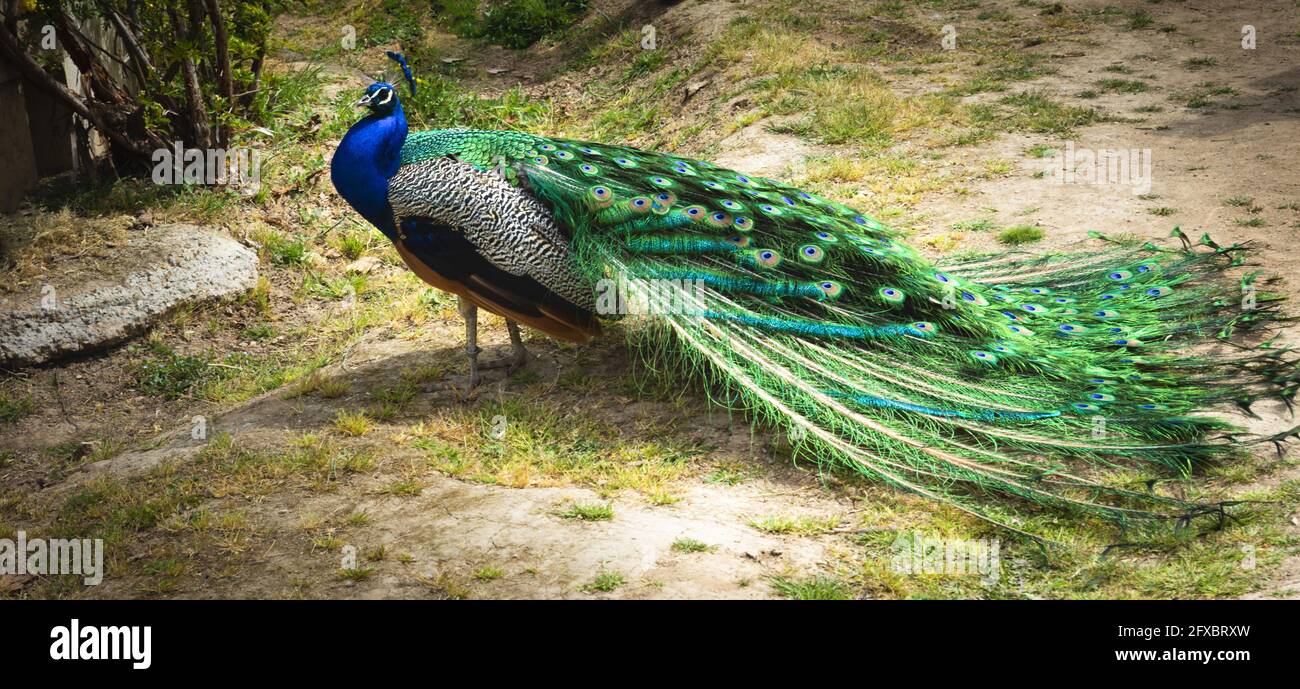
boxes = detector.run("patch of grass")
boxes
[671,537,714,553]
[1134,104,1164,113]
[1126,9,1154,30]
[1098,78,1149,94]
[133,343,222,399]
[997,225,1045,245]
[474,565,505,581]
[997,91,1098,134]
[1235,217,1266,227]
[0,393,35,423]
[1224,196,1255,207]
[411,398,696,495]
[581,570,625,593]
[437,0,590,49]
[381,478,424,496]
[1147,207,1177,217]
[339,566,376,581]
[1102,64,1134,74]
[1183,56,1218,70]
[333,410,372,437]
[260,230,308,267]
[771,574,852,600]
[749,514,840,535]
[288,372,349,399]
[560,502,613,521]
[951,218,996,232]
[1025,144,1057,158]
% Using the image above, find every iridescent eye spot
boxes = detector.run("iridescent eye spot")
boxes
[553,150,574,160]
[852,216,867,225]
[579,147,598,155]
[1095,310,1118,318]
[878,287,905,304]
[720,199,744,210]
[814,231,838,243]
[707,211,733,227]
[1073,403,1100,412]
[1108,270,1132,281]
[798,245,825,263]
[1021,303,1046,313]
[969,350,998,364]
[532,156,549,165]
[1100,293,1117,300]
[960,291,989,306]
[1001,311,1019,321]
[1089,393,1115,402]
[587,186,613,207]
[538,143,557,151]
[1030,288,1050,295]
[629,196,651,212]
[1053,297,1075,304]
[682,205,705,220]
[732,216,752,231]
[757,204,782,215]
[704,180,726,190]
[736,174,754,185]
[579,163,599,175]
[649,176,674,188]
[726,235,751,248]
[1007,325,1035,336]
[753,249,782,268]
[614,157,638,168]
[817,281,844,299]
[934,272,955,285]
[913,321,936,333]
[655,192,674,203]
[782,196,797,206]
[1058,323,1086,333]
[799,192,813,200]
[1146,286,1172,297]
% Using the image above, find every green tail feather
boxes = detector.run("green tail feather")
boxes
[402,128,1300,542]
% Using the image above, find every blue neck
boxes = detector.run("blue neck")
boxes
[331,102,407,238]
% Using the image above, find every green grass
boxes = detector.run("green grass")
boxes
[671,537,715,553]
[996,225,1044,245]
[1183,56,1218,70]
[993,91,1098,135]
[1097,78,1149,94]
[581,570,625,593]
[560,502,614,521]
[1224,196,1255,207]
[1025,144,1057,159]
[436,0,590,49]
[1126,9,1154,30]
[771,575,852,600]
[474,565,505,581]
[749,514,840,535]
[1147,207,1177,217]
[0,393,35,423]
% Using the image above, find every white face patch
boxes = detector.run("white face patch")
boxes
[374,87,394,106]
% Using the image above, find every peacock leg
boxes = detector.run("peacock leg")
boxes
[505,321,528,374]
[459,296,481,392]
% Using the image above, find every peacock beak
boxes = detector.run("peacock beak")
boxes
[355,93,375,107]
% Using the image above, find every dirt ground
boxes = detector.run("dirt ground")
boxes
[4,0,1300,599]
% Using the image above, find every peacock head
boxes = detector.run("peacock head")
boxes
[357,51,416,116]
[357,82,401,114]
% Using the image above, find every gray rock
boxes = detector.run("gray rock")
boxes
[0,223,258,366]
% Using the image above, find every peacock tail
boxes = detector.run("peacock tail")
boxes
[399,128,1299,542]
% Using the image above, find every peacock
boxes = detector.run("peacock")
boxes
[331,53,1298,541]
